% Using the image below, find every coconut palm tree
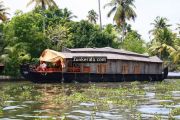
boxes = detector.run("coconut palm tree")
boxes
[167,45,180,63]
[149,42,180,63]
[149,17,173,45]
[148,17,177,62]
[151,16,171,29]
[104,0,136,40]
[62,8,77,21]
[149,16,171,36]
[0,0,8,21]
[87,9,98,24]
[27,0,58,10]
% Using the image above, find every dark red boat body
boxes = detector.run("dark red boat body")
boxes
[20,64,168,83]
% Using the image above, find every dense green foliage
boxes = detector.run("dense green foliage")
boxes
[148,16,180,70]
[0,8,119,75]
[64,20,117,48]
[0,11,48,75]
[121,31,146,53]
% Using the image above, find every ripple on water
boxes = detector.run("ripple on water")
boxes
[33,109,50,113]
[95,112,123,120]
[138,105,171,115]
[145,92,155,98]
[140,113,169,119]
[70,110,123,120]
[79,102,96,107]
[172,91,180,97]
[22,101,38,104]
[71,110,92,115]
[0,118,21,120]
[3,105,24,110]
[173,104,180,108]
[16,114,52,119]
[5,101,17,103]
[66,115,88,120]
[149,99,173,104]
[174,115,180,119]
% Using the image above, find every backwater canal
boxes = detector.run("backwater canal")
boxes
[0,79,179,120]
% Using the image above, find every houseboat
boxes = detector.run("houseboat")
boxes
[20,47,168,83]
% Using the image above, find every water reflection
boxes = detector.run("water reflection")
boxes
[0,80,179,120]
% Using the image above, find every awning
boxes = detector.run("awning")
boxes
[39,49,65,63]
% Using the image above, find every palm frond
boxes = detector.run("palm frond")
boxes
[107,7,117,18]
[104,0,116,9]
[125,6,136,21]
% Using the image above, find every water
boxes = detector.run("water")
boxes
[0,80,179,120]
[168,72,180,76]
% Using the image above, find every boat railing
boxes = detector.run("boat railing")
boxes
[35,67,62,72]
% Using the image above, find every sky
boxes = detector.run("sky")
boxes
[3,0,180,41]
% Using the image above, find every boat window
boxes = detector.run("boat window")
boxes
[67,62,80,72]
[122,64,128,74]
[73,63,80,67]
[83,63,91,73]
[134,64,141,74]
[97,64,106,73]
[83,63,90,67]
[68,61,73,67]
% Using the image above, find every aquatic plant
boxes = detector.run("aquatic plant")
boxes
[34,117,55,120]
[0,107,3,116]
[154,80,180,92]
[40,82,147,113]
[170,107,180,116]
[156,92,173,100]
[137,113,142,120]
[153,114,162,120]
[0,91,11,106]
[0,80,178,119]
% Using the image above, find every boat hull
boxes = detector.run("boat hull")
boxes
[20,65,164,83]
[22,72,164,83]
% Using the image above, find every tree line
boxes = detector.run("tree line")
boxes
[0,0,179,76]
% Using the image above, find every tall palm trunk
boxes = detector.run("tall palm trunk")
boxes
[41,0,46,10]
[98,0,102,30]
[121,7,126,41]
[121,23,125,41]
[40,0,46,35]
